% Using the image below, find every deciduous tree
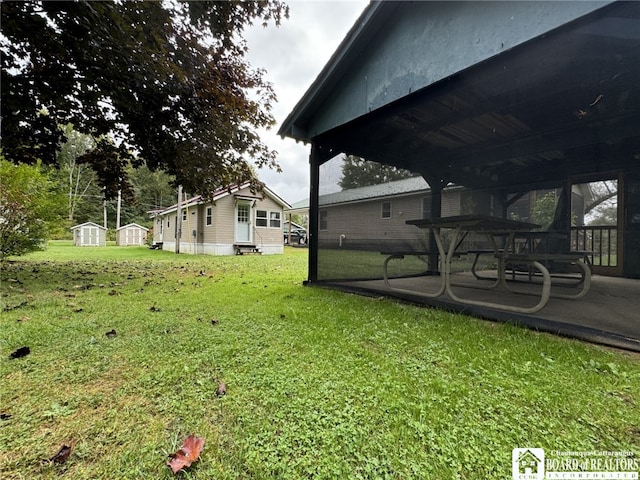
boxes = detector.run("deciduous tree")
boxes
[1,1,288,199]
[339,155,417,190]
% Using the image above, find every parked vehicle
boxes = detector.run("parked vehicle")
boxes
[284,228,307,245]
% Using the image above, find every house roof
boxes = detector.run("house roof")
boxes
[150,183,291,217]
[285,198,310,214]
[116,223,149,232]
[70,222,107,230]
[286,177,468,212]
[319,176,429,207]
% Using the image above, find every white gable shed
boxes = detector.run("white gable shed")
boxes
[116,223,149,246]
[71,222,107,247]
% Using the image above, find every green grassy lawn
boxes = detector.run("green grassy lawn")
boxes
[1,242,639,479]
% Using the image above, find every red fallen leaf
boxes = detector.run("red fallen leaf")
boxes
[167,435,205,474]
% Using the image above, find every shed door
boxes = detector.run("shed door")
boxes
[84,227,99,246]
[235,202,252,243]
[126,228,139,245]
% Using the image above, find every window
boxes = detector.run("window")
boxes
[320,210,328,230]
[206,207,213,226]
[381,201,392,219]
[182,210,187,222]
[270,211,281,228]
[422,196,432,219]
[167,218,170,228]
[256,210,268,227]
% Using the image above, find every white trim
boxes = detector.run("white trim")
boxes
[160,241,283,256]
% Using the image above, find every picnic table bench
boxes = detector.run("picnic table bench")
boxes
[381,215,594,314]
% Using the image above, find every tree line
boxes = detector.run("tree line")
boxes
[1,126,177,257]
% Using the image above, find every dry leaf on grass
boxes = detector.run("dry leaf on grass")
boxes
[49,442,74,463]
[9,346,30,359]
[167,435,205,474]
[216,381,227,397]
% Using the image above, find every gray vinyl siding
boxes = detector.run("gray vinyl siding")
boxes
[318,190,460,249]
[319,194,423,243]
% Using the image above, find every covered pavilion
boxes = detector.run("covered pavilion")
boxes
[279,1,640,350]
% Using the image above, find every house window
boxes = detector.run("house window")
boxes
[167,218,170,228]
[320,210,328,230]
[206,207,212,226]
[256,210,268,227]
[182,210,187,222]
[270,211,281,228]
[381,201,392,219]
[422,196,432,219]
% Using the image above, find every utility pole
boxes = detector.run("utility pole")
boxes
[103,187,108,229]
[175,185,182,254]
[116,189,122,229]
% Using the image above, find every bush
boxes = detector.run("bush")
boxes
[0,158,64,258]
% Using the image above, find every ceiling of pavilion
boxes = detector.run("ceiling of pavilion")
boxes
[312,2,640,193]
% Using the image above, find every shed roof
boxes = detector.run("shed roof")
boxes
[70,222,106,230]
[116,223,149,232]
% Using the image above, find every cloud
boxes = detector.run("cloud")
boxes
[243,0,369,205]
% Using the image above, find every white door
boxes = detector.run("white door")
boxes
[84,227,99,246]
[126,228,140,245]
[235,202,251,243]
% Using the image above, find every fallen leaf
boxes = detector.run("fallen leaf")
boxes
[9,346,30,359]
[216,381,227,397]
[49,442,74,463]
[3,301,27,312]
[167,435,205,474]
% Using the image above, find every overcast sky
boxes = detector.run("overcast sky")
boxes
[243,0,370,205]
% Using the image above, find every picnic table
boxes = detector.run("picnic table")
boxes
[383,215,591,313]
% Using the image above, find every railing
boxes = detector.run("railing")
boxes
[570,225,617,267]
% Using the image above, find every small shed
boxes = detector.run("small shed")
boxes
[71,222,107,247]
[115,223,149,246]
